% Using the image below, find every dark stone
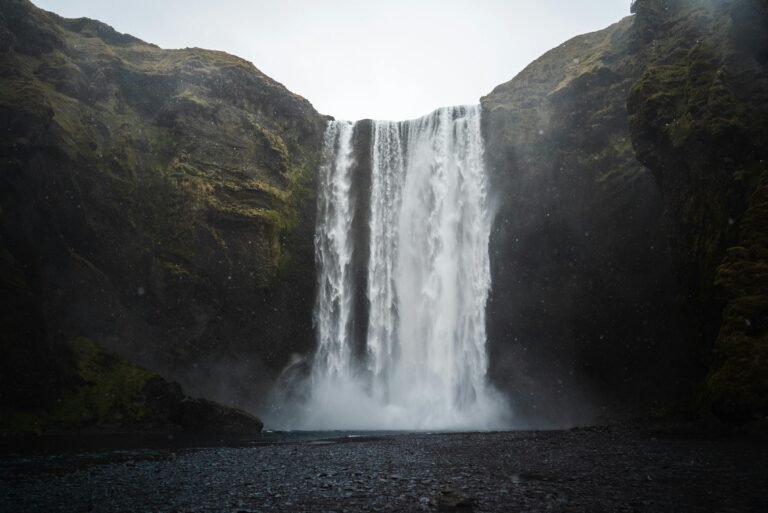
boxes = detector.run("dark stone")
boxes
[627,0,768,423]
[174,397,264,434]
[481,17,687,425]
[0,0,326,423]
[142,376,185,420]
[432,491,474,511]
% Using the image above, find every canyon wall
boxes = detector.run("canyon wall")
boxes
[0,0,325,430]
[482,0,767,425]
[627,0,768,422]
[482,17,682,425]
[1,0,766,431]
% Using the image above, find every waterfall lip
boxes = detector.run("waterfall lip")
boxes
[289,104,511,431]
[328,103,480,125]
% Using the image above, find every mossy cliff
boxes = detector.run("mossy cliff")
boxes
[481,18,681,425]
[627,0,768,423]
[0,0,326,428]
[482,0,767,424]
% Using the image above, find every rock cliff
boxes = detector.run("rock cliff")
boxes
[482,17,683,425]
[482,0,767,425]
[0,0,326,431]
[627,0,768,423]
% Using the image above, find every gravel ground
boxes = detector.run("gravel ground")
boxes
[1,426,767,513]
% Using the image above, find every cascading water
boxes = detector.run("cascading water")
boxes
[314,120,356,380]
[302,106,509,430]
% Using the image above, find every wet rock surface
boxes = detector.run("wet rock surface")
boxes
[1,426,766,513]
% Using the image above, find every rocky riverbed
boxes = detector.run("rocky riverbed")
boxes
[1,425,767,513]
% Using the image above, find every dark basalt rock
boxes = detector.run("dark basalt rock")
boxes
[481,0,768,425]
[1,337,264,436]
[627,0,768,424]
[481,17,685,425]
[175,397,264,434]
[432,490,474,511]
[0,0,326,426]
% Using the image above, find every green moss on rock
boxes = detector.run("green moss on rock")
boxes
[627,0,768,423]
[1,337,264,436]
[0,0,326,421]
[50,337,158,426]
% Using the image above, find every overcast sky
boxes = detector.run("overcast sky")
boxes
[34,1,632,121]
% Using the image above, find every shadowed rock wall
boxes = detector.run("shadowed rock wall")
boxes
[0,0,326,424]
[482,17,687,426]
[627,0,768,423]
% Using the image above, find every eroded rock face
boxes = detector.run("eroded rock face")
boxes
[627,0,768,423]
[0,0,326,419]
[482,0,767,425]
[481,18,686,426]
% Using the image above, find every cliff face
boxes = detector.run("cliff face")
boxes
[627,0,768,422]
[482,0,767,425]
[481,18,684,425]
[0,0,326,424]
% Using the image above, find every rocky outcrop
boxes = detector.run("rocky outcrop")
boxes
[0,0,326,424]
[481,18,685,425]
[2,337,263,435]
[483,0,767,425]
[627,0,768,423]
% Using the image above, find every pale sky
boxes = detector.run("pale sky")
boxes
[33,1,632,121]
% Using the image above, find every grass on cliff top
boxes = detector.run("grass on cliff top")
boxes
[482,17,633,112]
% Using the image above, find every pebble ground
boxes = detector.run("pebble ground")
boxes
[1,426,767,512]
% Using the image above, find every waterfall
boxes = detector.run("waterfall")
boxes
[314,120,356,380]
[303,106,509,430]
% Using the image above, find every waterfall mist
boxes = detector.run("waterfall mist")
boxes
[276,106,511,430]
